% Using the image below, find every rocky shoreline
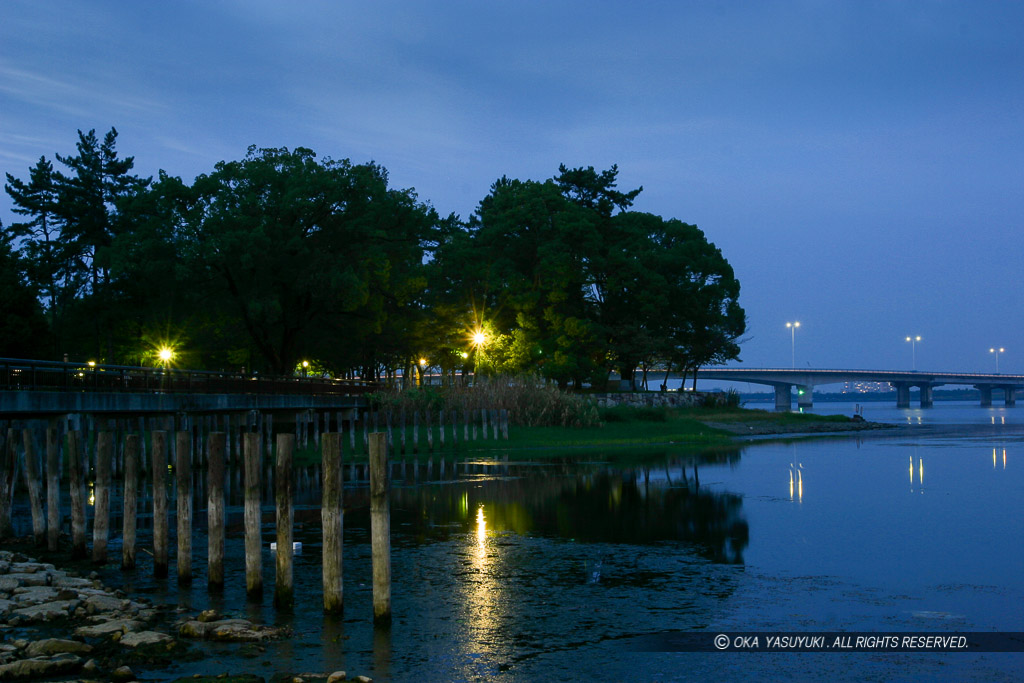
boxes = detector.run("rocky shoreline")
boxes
[0,547,372,683]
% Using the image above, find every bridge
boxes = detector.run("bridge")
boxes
[695,368,1024,410]
[0,357,375,418]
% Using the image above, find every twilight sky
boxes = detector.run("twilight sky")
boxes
[3,1,1024,375]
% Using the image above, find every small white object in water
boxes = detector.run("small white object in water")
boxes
[269,541,303,553]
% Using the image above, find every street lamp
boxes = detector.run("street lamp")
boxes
[905,336,921,371]
[990,347,1005,373]
[301,360,309,377]
[158,347,174,366]
[786,322,800,369]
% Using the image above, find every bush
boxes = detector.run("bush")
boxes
[369,374,600,428]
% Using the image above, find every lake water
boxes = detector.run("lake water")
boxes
[30,401,1024,681]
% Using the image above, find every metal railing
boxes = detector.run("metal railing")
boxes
[0,358,378,396]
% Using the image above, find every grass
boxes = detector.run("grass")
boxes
[286,405,856,465]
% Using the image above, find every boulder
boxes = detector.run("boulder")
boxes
[11,600,76,621]
[0,654,82,680]
[119,631,174,648]
[74,618,145,638]
[24,638,92,657]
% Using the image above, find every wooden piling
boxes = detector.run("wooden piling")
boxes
[21,429,45,545]
[481,409,488,440]
[322,432,343,614]
[492,409,499,440]
[451,410,458,448]
[438,410,445,450]
[151,430,169,578]
[369,432,391,624]
[92,431,112,563]
[46,426,60,552]
[274,433,295,609]
[176,430,193,584]
[426,411,433,452]
[501,409,509,440]
[67,430,87,559]
[207,432,226,589]
[243,431,262,598]
[0,428,16,541]
[412,411,419,454]
[122,434,139,569]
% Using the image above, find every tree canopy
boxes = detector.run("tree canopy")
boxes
[4,130,745,389]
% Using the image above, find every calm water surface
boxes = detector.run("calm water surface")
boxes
[72,401,1024,681]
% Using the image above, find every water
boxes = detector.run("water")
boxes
[24,402,1024,681]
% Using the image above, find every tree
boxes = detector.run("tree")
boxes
[180,146,437,375]
[0,223,49,358]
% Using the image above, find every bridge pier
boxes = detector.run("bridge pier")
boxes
[797,385,813,409]
[979,386,992,407]
[1002,386,1016,407]
[919,384,934,408]
[774,385,791,411]
[894,382,911,408]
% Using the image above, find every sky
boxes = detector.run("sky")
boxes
[3,1,1024,377]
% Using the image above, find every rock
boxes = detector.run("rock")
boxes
[197,608,221,623]
[74,618,145,638]
[119,630,174,648]
[178,620,216,639]
[11,599,76,621]
[209,621,286,642]
[327,672,347,683]
[0,578,19,592]
[0,653,82,679]
[4,573,49,587]
[82,658,100,674]
[24,638,93,657]
[51,576,94,589]
[111,664,135,682]
[352,677,373,683]
[84,594,130,612]
[11,586,59,605]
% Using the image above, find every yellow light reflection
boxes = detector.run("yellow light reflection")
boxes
[1004,448,1007,470]
[788,469,794,501]
[476,504,487,552]
[88,482,95,506]
[994,448,998,470]
[797,469,803,502]
[918,458,924,487]
[910,455,915,485]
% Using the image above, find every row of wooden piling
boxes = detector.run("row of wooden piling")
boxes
[0,424,394,623]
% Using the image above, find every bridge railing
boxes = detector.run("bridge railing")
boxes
[0,358,378,396]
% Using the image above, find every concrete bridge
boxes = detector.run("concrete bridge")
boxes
[695,368,1024,410]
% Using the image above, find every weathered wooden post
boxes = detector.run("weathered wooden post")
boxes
[21,429,45,545]
[451,410,458,449]
[275,433,295,609]
[122,434,139,570]
[369,432,391,624]
[67,429,87,559]
[0,428,16,541]
[438,410,445,450]
[492,410,499,440]
[151,430,169,577]
[46,425,60,552]
[92,431,113,563]
[501,409,509,440]
[412,411,419,454]
[176,430,193,584]
[207,432,226,590]
[399,408,406,454]
[322,432,343,614]
[481,409,489,440]
[244,431,262,598]
[426,411,433,453]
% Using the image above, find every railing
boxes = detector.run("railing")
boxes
[0,358,378,396]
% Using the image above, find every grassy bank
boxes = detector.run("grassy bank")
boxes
[291,405,866,464]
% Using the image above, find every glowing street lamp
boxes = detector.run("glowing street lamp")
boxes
[301,360,309,377]
[905,336,921,371]
[785,322,800,369]
[990,347,1005,373]
[158,347,174,365]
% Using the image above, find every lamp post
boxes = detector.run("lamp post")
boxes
[990,347,1005,373]
[905,336,921,371]
[786,322,800,369]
